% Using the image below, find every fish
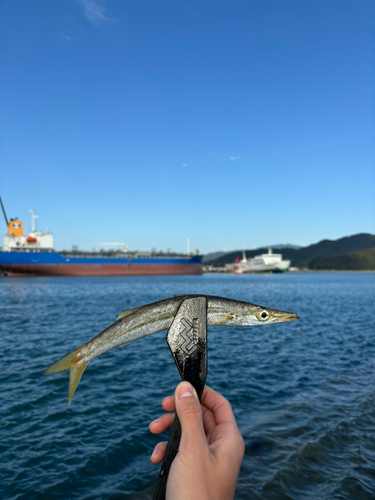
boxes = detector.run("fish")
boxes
[44,294,299,403]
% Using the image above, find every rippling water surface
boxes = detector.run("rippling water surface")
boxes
[1,273,375,499]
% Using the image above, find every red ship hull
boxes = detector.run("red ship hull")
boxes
[2,263,203,277]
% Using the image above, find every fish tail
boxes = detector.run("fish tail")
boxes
[44,346,88,404]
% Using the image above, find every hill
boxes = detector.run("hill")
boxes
[205,233,375,268]
[202,251,226,263]
[309,247,375,270]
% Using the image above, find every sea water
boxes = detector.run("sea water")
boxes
[1,273,374,499]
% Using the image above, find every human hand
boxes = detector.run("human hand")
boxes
[149,382,245,500]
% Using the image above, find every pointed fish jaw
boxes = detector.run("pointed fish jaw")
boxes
[271,312,299,323]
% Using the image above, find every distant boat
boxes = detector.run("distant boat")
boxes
[235,248,291,273]
[0,203,202,277]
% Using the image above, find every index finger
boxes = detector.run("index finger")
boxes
[200,385,237,425]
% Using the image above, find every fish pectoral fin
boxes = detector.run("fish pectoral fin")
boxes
[211,315,234,325]
[120,339,137,347]
[116,306,142,321]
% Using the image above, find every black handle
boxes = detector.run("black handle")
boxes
[153,297,207,500]
[152,414,181,500]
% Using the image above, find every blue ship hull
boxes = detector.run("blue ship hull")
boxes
[0,251,203,276]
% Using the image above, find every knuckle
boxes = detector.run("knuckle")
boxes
[234,433,245,457]
[181,401,202,418]
[225,399,233,412]
[239,435,245,454]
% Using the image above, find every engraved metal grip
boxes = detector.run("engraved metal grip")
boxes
[166,296,207,398]
[153,297,208,500]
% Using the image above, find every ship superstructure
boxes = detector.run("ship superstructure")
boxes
[3,211,53,252]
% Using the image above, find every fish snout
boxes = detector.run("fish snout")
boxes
[282,313,299,322]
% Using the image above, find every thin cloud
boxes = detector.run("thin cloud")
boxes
[182,163,188,167]
[78,0,109,24]
[229,156,241,160]
[60,34,73,43]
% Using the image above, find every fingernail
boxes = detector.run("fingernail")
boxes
[151,447,158,459]
[150,417,160,426]
[177,382,195,399]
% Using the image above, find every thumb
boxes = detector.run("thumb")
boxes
[175,382,207,451]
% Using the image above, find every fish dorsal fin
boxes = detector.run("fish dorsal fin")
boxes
[116,306,142,321]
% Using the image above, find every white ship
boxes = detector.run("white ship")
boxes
[235,248,291,273]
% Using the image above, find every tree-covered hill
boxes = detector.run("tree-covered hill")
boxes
[205,233,375,268]
[309,247,375,270]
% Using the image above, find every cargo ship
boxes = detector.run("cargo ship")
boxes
[0,202,202,277]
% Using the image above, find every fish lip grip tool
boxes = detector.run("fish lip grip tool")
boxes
[153,296,208,500]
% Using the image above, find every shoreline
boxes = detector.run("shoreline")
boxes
[203,269,375,274]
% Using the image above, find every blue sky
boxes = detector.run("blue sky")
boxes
[1,0,374,254]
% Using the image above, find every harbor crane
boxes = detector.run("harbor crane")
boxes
[98,242,128,253]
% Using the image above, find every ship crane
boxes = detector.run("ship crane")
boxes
[98,242,128,253]
[0,195,8,226]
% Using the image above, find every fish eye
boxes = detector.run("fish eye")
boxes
[260,311,269,320]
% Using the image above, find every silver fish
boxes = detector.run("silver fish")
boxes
[45,294,299,403]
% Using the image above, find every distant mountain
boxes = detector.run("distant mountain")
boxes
[202,251,226,263]
[269,244,301,250]
[205,233,375,268]
[309,247,375,270]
